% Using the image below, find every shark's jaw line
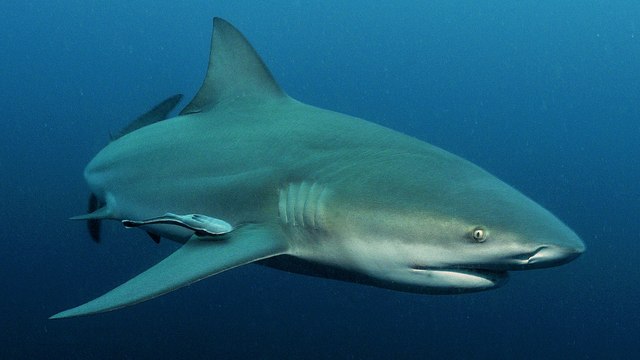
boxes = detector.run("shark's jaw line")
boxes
[411,264,506,275]
[50,18,584,319]
[409,266,509,292]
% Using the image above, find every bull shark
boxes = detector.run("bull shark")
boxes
[50,18,584,319]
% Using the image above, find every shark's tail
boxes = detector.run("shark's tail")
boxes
[73,94,184,243]
[86,193,102,242]
[70,194,111,242]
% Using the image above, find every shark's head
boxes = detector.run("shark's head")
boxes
[326,151,585,294]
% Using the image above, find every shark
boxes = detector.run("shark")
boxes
[50,18,585,319]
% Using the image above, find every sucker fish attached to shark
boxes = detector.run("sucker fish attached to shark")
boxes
[50,18,585,319]
[122,213,233,237]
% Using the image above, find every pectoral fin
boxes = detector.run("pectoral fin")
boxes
[50,225,288,319]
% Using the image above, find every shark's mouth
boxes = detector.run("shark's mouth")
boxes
[411,265,508,277]
[410,265,509,290]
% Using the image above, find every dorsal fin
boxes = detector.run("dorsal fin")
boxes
[112,94,183,141]
[180,18,285,115]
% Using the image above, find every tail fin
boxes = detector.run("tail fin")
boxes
[71,194,111,242]
[87,193,102,242]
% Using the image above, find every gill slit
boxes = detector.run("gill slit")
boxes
[278,181,327,231]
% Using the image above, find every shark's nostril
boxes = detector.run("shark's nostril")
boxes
[512,245,583,269]
[510,246,546,262]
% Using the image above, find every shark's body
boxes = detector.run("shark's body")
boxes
[51,18,584,319]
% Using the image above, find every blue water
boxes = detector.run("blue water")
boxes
[1,1,638,358]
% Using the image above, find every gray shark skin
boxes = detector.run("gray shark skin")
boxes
[51,18,584,319]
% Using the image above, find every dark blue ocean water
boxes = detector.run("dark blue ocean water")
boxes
[1,1,638,358]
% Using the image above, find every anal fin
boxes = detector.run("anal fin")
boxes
[50,225,288,319]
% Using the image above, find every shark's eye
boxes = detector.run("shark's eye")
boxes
[472,227,487,242]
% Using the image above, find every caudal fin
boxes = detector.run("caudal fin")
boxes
[87,193,102,242]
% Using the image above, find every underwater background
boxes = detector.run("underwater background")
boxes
[1,1,638,358]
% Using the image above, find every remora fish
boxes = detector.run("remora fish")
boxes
[51,18,584,319]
